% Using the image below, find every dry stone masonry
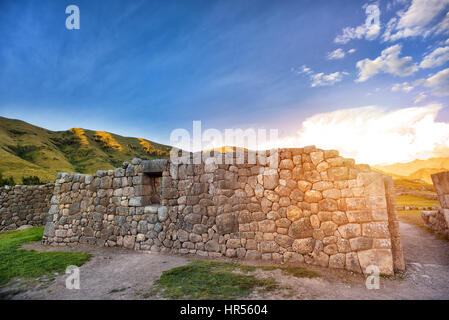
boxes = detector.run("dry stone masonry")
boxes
[422,171,449,237]
[41,146,405,275]
[0,184,54,231]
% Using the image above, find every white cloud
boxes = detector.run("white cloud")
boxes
[348,48,357,54]
[292,104,449,164]
[415,67,449,95]
[356,44,419,82]
[327,48,345,60]
[294,65,349,87]
[420,46,449,68]
[414,92,428,103]
[310,71,349,87]
[335,5,381,44]
[335,25,380,44]
[432,12,449,35]
[383,0,449,41]
[392,82,414,92]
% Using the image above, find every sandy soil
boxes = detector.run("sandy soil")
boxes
[2,222,449,300]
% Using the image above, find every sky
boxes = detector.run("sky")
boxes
[0,0,448,164]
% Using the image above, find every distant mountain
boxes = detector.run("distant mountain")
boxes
[374,157,449,184]
[0,116,171,183]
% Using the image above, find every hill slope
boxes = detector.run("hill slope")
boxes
[374,157,449,184]
[0,116,171,183]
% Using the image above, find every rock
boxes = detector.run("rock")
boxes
[275,234,294,248]
[157,206,168,222]
[17,225,33,230]
[338,224,361,239]
[245,250,262,260]
[357,249,394,275]
[292,238,315,254]
[349,237,373,251]
[329,253,345,269]
[205,240,219,252]
[288,218,313,238]
[304,190,322,202]
[123,235,135,249]
[177,229,189,242]
[263,172,279,190]
[216,213,238,234]
[287,206,302,222]
[258,220,276,232]
[259,241,279,253]
[184,213,202,225]
[345,252,362,273]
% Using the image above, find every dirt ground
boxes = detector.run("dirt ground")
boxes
[2,222,449,300]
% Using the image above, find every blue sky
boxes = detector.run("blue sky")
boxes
[1,0,449,163]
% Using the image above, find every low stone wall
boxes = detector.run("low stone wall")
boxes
[0,184,54,231]
[42,147,404,275]
[424,171,449,235]
[421,210,448,236]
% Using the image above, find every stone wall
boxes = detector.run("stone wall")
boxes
[423,171,449,236]
[0,184,54,231]
[42,147,404,275]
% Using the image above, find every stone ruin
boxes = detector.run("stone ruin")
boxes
[421,171,449,237]
[36,146,405,275]
[0,184,54,231]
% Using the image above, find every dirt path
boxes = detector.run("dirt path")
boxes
[3,222,449,300]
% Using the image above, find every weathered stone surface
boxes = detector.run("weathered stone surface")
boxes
[338,224,361,239]
[288,218,313,238]
[142,159,167,173]
[329,253,345,269]
[275,234,294,248]
[216,213,238,234]
[292,238,315,254]
[27,147,401,276]
[286,206,302,222]
[357,249,394,275]
[123,235,135,249]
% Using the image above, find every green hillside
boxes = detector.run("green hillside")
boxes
[0,116,171,183]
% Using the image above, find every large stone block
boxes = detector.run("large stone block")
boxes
[142,159,168,174]
[357,249,394,275]
[216,213,238,234]
[288,218,313,238]
[292,238,315,254]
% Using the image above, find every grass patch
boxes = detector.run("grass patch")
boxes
[395,195,440,208]
[152,260,319,300]
[0,227,91,286]
[237,264,319,278]
[152,260,278,299]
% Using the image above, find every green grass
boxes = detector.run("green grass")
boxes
[152,260,319,300]
[395,195,440,208]
[152,260,278,299]
[0,227,91,286]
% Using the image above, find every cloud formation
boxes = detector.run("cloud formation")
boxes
[356,44,418,82]
[383,0,449,41]
[327,48,345,60]
[293,65,348,87]
[415,67,449,96]
[291,104,449,164]
[392,82,414,92]
[335,4,381,44]
[420,46,449,68]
